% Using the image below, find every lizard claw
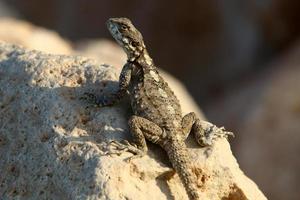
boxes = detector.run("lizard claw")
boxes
[81,92,111,107]
[81,92,96,101]
[107,140,145,161]
[197,121,234,147]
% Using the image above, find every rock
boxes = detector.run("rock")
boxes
[207,41,300,200]
[75,39,126,69]
[0,42,266,199]
[0,18,72,54]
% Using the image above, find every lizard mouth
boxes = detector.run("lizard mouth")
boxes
[106,19,125,46]
[106,20,118,36]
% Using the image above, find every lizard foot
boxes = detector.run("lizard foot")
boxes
[81,92,111,107]
[108,140,146,162]
[197,121,234,147]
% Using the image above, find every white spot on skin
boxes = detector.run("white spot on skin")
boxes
[149,70,160,82]
[158,88,168,98]
[129,44,136,51]
[138,46,144,52]
[144,54,153,65]
[144,54,151,59]
[166,105,175,114]
[122,37,129,44]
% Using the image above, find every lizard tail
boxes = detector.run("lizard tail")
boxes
[164,138,200,200]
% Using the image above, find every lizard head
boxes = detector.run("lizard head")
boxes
[107,17,145,61]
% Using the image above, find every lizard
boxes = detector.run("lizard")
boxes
[84,17,233,200]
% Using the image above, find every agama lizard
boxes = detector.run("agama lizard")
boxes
[84,17,233,200]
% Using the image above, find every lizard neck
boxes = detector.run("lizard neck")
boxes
[133,49,154,69]
[126,43,146,62]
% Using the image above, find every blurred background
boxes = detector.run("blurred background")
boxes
[0,0,299,199]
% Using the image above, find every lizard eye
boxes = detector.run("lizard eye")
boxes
[120,24,128,30]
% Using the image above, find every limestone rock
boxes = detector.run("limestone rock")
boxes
[75,39,126,70]
[0,42,266,199]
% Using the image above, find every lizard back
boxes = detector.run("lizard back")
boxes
[129,53,183,132]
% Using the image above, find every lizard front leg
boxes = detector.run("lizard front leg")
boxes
[83,62,133,106]
[181,112,233,147]
[128,115,165,152]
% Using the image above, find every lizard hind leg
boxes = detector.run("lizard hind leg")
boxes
[181,112,233,147]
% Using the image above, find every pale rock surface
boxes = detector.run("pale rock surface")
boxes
[0,18,72,54]
[0,43,266,199]
[75,39,126,70]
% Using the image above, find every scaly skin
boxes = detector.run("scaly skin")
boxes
[84,17,233,200]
